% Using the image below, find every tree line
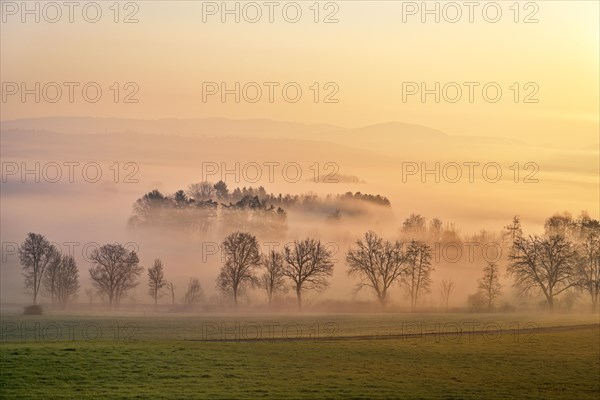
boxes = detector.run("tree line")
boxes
[18,212,600,312]
[506,214,600,311]
[128,181,392,236]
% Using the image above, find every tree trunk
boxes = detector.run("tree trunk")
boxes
[154,293,158,312]
[378,294,386,308]
[33,274,38,305]
[296,285,302,310]
[233,288,238,311]
[547,296,554,312]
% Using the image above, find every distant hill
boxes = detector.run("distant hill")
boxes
[0,116,340,139]
[0,116,529,157]
[1,116,597,178]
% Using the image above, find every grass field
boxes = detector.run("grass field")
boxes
[1,313,599,399]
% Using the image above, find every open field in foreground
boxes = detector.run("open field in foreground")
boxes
[1,313,598,399]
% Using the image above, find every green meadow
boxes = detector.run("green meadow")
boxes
[1,313,598,399]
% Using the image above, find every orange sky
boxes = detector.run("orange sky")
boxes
[1,1,598,148]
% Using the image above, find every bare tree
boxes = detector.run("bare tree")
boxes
[52,255,80,309]
[503,215,524,259]
[508,235,578,311]
[216,232,261,309]
[478,262,502,312]
[19,233,60,305]
[260,250,287,307]
[429,218,443,241]
[184,278,203,307]
[148,258,166,311]
[42,253,62,305]
[166,281,176,305]
[467,291,487,312]
[576,230,600,311]
[187,181,216,201]
[504,215,523,243]
[544,213,576,238]
[346,231,407,307]
[402,214,426,238]
[439,278,455,312]
[88,244,142,310]
[283,238,335,310]
[404,240,433,312]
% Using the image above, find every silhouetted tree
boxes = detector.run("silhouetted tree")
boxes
[544,212,576,238]
[467,291,487,312]
[260,250,287,307]
[214,180,229,199]
[504,215,523,243]
[574,211,600,240]
[184,278,203,308]
[44,255,79,308]
[187,181,216,201]
[404,240,433,312]
[346,231,407,306]
[478,262,502,312]
[283,238,335,309]
[42,253,62,305]
[402,214,426,239]
[148,259,166,311]
[576,230,600,311]
[54,255,79,308]
[439,278,455,311]
[88,244,142,310]
[128,190,169,227]
[173,190,189,207]
[216,232,261,309]
[166,281,176,305]
[429,218,443,241]
[508,235,578,311]
[19,233,59,305]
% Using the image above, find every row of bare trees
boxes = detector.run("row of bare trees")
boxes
[18,233,143,310]
[216,232,335,310]
[18,233,80,308]
[506,214,600,311]
[211,231,438,312]
[18,210,600,312]
[214,217,599,312]
[346,232,434,311]
[18,232,218,311]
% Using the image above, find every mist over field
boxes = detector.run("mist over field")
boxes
[1,117,598,312]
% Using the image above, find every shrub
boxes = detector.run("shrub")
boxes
[23,305,43,315]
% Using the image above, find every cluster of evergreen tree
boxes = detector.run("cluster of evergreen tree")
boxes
[128,188,286,238]
[128,181,392,235]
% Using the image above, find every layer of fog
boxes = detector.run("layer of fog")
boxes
[1,118,598,312]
